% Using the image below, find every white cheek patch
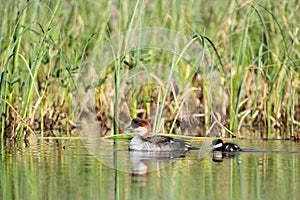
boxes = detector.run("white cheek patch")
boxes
[135,126,148,137]
[213,143,223,149]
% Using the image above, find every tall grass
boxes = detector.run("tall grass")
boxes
[0,0,299,139]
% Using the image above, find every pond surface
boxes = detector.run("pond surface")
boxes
[1,138,300,200]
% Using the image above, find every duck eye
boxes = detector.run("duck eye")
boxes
[131,122,139,128]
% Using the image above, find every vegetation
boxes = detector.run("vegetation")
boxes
[0,0,299,140]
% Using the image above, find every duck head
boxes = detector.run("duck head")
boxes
[125,118,151,139]
[210,139,224,150]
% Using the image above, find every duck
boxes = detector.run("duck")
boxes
[211,139,242,152]
[125,118,190,151]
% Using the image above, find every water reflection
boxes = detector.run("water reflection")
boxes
[212,151,241,162]
[129,150,185,174]
[1,138,300,199]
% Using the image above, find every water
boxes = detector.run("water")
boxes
[1,138,300,200]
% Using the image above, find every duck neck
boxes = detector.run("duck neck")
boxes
[131,134,146,144]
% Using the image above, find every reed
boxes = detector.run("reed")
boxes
[0,0,299,140]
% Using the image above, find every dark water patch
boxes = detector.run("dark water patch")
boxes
[242,148,300,154]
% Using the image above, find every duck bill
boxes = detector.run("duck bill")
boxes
[124,125,134,131]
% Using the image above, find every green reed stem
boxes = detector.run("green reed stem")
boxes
[155,37,198,132]
[230,9,252,132]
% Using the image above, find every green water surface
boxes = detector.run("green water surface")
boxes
[0,138,299,200]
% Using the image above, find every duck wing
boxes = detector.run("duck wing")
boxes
[146,136,189,147]
[145,136,173,144]
[223,142,242,152]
